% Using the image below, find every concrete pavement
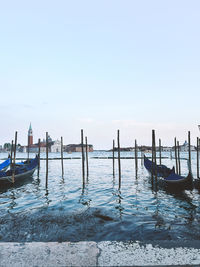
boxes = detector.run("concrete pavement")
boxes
[0,241,200,266]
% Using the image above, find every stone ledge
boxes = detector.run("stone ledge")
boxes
[0,242,98,267]
[0,241,200,266]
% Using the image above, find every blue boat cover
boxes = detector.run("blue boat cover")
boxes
[0,156,38,178]
[144,155,174,178]
[0,158,11,171]
[165,172,186,181]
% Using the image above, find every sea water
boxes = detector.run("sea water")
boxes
[0,151,199,242]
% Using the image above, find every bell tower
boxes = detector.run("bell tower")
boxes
[28,123,33,146]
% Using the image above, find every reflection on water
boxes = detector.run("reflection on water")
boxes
[0,151,200,242]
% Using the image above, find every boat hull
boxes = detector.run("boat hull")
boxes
[0,166,37,183]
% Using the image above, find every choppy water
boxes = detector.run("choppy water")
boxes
[0,151,200,242]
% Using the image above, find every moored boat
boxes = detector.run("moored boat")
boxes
[144,155,175,178]
[0,156,38,184]
[144,155,193,188]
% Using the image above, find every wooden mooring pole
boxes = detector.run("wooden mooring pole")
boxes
[61,136,64,176]
[151,130,154,182]
[141,150,143,166]
[10,140,14,167]
[152,130,157,183]
[46,132,48,188]
[197,137,199,179]
[135,139,138,177]
[81,129,85,183]
[37,138,41,176]
[188,131,191,171]
[12,131,17,183]
[153,130,157,183]
[85,136,89,177]
[159,139,162,165]
[174,137,178,174]
[117,130,121,188]
[177,140,181,175]
[113,140,115,177]
[27,134,30,162]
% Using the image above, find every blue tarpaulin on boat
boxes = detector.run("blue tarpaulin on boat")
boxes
[0,158,11,171]
[165,173,185,181]
[0,156,38,178]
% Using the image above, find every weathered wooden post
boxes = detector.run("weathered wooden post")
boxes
[174,137,178,174]
[46,132,49,188]
[81,129,85,183]
[113,140,115,177]
[188,131,191,170]
[85,136,89,177]
[141,150,143,166]
[10,140,14,167]
[117,130,121,188]
[177,140,181,175]
[135,139,138,177]
[151,130,154,182]
[159,139,162,165]
[197,137,199,179]
[61,136,64,176]
[27,134,30,162]
[153,130,157,182]
[12,131,17,183]
[37,138,41,176]
[152,130,157,182]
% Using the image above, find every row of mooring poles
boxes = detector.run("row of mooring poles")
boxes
[81,129,89,185]
[45,134,65,186]
[112,131,122,186]
[113,130,140,188]
[173,131,195,176]
[174,137,178,174]
[45,129,90,188]
[81,129,85,184]
[12,128,200,188]
[113,130,158,187]
[174,138,181,175]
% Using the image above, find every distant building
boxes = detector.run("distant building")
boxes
[162,146,171,152]
[65,144,93,153]
[28,123,33,146]
[51,140,61,153]
[18,124,52,153]
[18,124,94,153]
[179,141,196,152]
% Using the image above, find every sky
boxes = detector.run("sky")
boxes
[0,0,200,149]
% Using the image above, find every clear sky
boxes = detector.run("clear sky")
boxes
[0,0,200,149]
